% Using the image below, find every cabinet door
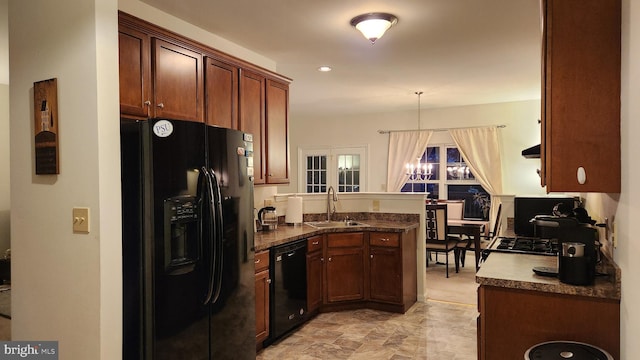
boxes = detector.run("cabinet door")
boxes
[306,251,323,313]
[255,269,270,344]
[205,57,238,129]
[118,24,151,118]
[541,0,621,192]
[369,246,402,304]
[239,70,266,184]
[153,38,204,122]
[325,247,364,303]
[265,80,289,184]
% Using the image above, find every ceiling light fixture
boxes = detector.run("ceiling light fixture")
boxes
[350,12,398,44]
[317,66,332,72]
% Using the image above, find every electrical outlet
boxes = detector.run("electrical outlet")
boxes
[372,200,380,212]
[73,207,90,233]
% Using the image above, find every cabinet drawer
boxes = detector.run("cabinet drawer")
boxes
[369,232,399,247]
[307,235,323,253]
[327,233,364,248]
[254,250,270,273]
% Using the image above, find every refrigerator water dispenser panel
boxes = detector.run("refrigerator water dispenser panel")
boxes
[164,195,200,274]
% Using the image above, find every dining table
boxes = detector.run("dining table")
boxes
[447,219,488,271]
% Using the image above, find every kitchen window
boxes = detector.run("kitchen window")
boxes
[401,145,490,220]
[299,146,367,193]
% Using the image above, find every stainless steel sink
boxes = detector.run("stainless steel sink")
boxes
[304,220,370,229]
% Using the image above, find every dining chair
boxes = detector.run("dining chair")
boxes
[439,199,465,220]
[425,204,461,278]
[457,203,502,267]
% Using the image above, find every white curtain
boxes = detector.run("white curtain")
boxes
[386,130,433,192]
[449,126,503,226]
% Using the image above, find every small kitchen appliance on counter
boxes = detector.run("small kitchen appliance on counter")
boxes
[557,224,598,285]
[531,216,599,285]
[257,206,278,231]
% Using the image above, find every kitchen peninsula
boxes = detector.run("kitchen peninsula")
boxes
[476,252,621,359]
[254,213,420,349]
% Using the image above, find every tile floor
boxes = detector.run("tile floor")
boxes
[258,252,479,360]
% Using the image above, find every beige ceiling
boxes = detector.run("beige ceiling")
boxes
[141,0,542,119]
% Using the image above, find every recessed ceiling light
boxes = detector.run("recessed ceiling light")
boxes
[318,66,332,72]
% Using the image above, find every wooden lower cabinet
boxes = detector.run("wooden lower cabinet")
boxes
[478,285,620,359]
[369,244,402,304]
[255,250,270,347]
[325,233,365,303]
[369,230,417,312]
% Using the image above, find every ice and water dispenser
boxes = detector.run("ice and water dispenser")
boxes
[164,195,200,274]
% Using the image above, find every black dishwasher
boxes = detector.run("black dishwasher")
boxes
[269,239,308,343]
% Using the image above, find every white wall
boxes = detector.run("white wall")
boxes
[615,0,640,358]
[9,1,121,359]
[0,0,7,85]
[0,1,10,255]
[281,99,547,198]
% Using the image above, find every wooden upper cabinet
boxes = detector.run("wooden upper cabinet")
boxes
[265,80,290,184]
[152,39,204,122]
[118,24,151,118]
[239,70,266,184]
[205,57,238,129]
[541,0,621,193]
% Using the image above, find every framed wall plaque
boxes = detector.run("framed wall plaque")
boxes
[34,78,59,174]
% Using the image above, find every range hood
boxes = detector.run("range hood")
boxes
[521,144,540,159]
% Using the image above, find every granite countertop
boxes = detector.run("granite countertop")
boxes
[254,218,419,252]
[476,252,621,300]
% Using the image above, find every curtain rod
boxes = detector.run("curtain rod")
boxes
[377,124,506,134]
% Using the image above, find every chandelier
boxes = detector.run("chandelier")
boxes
[447,165,471,180]
[447,164,471,180]
[405,91,432,181]
[407,158,433,181]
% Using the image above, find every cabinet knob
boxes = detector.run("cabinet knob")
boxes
[370,254,374,259]
[312,241,319,245]
[144,100,151,106]
[321,257,324,262]
[267,278,271,284]
[577,166,586,184]
[157,103,164,109]
[328,257,332,262]
[255,258,260,264]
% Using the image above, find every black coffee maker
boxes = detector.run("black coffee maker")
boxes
[531,215,598,285]
[556,223,598,285]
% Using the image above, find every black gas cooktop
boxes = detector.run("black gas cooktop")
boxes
[487,236,559,256]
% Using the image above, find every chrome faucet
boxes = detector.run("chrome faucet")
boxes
[327,186,338,221]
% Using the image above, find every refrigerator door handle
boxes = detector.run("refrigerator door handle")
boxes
[202,166,217,305]
[210,169,224,305]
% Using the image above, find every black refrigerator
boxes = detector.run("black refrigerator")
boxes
[121,118,256,360]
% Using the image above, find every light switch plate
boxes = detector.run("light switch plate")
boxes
[73,207,90,233]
